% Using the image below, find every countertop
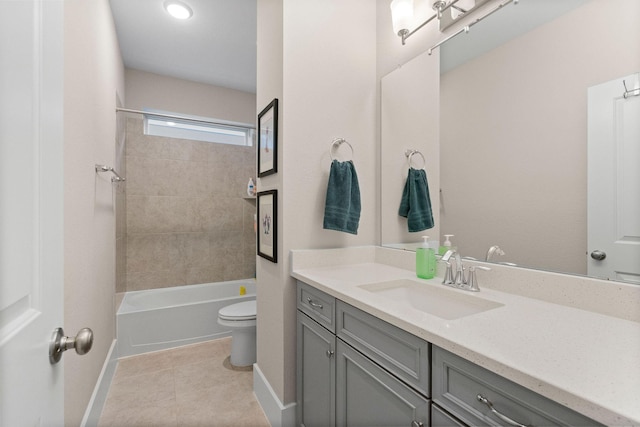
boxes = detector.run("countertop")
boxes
[291,256,640,426]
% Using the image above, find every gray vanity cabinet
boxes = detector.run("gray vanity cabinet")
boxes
[432,346,604,427]
[296,282,337,427]
[297,280,603,427]
[431,404,466,427]
[297,281,430,427]
[297,311,335,427]
[336,340,429,427]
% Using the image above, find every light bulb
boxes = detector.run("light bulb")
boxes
[164,1,193,20]
[390,0,413,36]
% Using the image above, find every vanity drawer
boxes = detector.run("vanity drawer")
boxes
[297,281,336,333]
[432,346,604,427]
[336,300,430,396]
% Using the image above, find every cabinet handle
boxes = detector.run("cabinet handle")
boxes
[477,394,528,427]
[411,421,424,427]
[326,350,334,358]
[307,297,323,310]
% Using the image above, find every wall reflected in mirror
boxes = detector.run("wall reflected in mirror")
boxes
[381,0,640,284]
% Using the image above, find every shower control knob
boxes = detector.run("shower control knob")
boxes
[49,327,94,364]
[590,250,606,261]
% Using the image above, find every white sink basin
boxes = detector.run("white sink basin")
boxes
[359,279,503,320]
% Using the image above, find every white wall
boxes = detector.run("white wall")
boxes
[380,50,440,248]
[63,0,125,424]
[125,68,256,124]
[256,0,377,407]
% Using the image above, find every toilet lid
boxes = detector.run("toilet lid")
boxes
[219,300,256,321]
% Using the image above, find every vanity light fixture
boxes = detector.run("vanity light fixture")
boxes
[390,0,462,45]
[390,0,518,46]
[164,0,193,20]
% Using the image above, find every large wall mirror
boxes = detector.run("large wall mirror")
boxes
[381,0,640,284]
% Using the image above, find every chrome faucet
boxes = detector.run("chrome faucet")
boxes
[442,249,465,286]
[485,245,505,262]
[466,266,491,292]
[442,249,492,291]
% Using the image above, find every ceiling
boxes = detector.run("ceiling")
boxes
[440,0,589,73]
[109,0,257,93]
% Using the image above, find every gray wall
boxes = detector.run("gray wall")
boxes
[124,118,256,291]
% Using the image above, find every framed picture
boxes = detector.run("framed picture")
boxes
[257,189,277,263]
[257,98,278,177]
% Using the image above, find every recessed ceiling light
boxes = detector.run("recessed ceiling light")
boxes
[164,1,193,20]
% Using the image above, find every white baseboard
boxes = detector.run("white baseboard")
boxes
[80,339,118,427]
[253,363,296,427]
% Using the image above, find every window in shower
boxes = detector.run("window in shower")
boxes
[143,109,255,146]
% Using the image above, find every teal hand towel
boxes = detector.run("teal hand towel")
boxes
[323,160,361,235]
[398,168,434,232]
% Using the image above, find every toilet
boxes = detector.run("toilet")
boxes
[217,299,257,367]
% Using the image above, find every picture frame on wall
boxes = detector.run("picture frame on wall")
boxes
[257,98,278,177]
[257,189,277,263]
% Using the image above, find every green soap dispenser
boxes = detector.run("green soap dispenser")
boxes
[439,234,454,255]
[416,236,436,279]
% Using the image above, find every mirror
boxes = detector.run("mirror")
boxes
[381,0,640,284]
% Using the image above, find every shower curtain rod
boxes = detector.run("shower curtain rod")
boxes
[115,107,255,130]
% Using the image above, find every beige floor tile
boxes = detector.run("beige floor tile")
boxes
[104,367,175,410]
[99,397,178,427]
[174,358,243,397]
[170,337,231,367]
[114,349,174,380]
[176,386,267,427]
[99,338,268,427]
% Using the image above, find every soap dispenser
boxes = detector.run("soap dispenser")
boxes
[416,236,436,280]
[439,234,454,255]
[247,178,255,197]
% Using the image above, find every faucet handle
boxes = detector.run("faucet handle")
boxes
[442,261,455,285]
[466,266,491,292]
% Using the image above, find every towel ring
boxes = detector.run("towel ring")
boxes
[329,138,354,162]
[405,149,426,170]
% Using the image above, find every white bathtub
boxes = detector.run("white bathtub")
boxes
[117,279,256,357]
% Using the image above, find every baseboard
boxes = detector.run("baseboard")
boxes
[80,339,118,427]
[253,363,296,427]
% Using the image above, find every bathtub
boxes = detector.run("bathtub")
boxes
[117,279,256,358]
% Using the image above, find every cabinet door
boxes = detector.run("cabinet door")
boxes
[432,404,467,427]
[297,311,336,427]
[336,340,429,427]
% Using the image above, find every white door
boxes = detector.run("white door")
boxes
[587,73,640,284]
[0,0,65,425]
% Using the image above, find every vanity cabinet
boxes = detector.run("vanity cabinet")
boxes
[431,346,605,427]
[296,282,336,427]
[431,404,466,427]
[336,339,429,427]
[297,311,335,427]
[297,281,430,427]
[297,280,603,427]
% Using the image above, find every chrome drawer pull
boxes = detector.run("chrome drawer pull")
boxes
[477,394,528,427]
[410,421,424,427]
[307,297,323,310]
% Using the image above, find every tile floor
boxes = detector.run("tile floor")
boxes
[98,338,270,427]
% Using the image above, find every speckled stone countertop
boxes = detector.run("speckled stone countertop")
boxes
[291,246,640,426]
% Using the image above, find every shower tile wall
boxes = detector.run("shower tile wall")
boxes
[124,118,256,292]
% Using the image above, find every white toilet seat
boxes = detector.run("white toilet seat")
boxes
[218,300,256,321]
